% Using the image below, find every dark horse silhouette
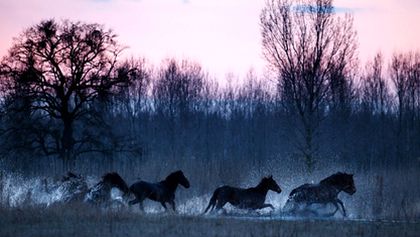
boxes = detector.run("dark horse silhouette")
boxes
[128,170,190,212]
[85,172,131,205]
[204,176,282,213]
[284,172,356,217]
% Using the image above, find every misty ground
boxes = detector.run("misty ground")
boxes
[1,164,419,236]
[0,205,418,237]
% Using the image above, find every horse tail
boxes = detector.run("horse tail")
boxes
[204,188,220,214]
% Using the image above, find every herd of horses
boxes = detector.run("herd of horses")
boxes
[59,170,356,217]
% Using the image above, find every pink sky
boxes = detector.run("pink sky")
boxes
[0,0,419,78]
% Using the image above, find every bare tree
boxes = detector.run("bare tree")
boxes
[109,58,151,118]
[390,52,420,159]
[260,0,357,169]
[362,53,391,116]
[390,53,409,127]
[0,19,137,167]
[404,52,420,124]
[152,59,205,158]
[153,59,204,119]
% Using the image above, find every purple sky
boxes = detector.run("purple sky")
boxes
[0,0,419,79]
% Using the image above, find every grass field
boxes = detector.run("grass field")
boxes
[0,205,418,237]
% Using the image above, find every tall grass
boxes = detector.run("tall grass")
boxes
[0,204,418,237]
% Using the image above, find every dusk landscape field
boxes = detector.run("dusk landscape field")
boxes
[0,0,419,236]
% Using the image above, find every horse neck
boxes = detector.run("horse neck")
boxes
[161,178,178,193]
[320,179,343,195]
[253,181,270,195]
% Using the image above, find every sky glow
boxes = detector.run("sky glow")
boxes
[0,0,419,78]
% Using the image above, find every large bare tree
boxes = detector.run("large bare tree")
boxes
[260,0,357,169]
[0,19,137,166]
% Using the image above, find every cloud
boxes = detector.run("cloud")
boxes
[0,0,418,77]
[334,7,363,13]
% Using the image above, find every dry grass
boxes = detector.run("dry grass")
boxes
[0,204,418,237]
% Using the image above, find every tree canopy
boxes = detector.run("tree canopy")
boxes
[0,19,139,165]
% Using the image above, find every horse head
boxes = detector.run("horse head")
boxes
[340,173,356,195]
[170,170,190,189]
[263,175,282,193]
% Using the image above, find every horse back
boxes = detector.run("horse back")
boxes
[217,185,266,208]
[130,181,168,201]
[215,185,237,197]
[289,183,338,203]
[289,183,312,197]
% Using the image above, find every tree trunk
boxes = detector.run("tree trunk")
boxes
[61,118,75,170]
[304,123,316,172]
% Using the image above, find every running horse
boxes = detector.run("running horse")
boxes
[128,170,190,212]
[204,175,282,213]
[284,172,356,217]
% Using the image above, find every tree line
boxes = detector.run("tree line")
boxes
[0,0,419,176]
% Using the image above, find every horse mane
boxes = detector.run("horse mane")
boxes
[320,172,349,186]
[165,170,183,182]
[257,176,270,186]
[102,172,130,194]
[255,176,274,191]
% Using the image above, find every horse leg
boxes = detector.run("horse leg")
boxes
[304,203,319,217]
[139,201,145,212]
[204,200,217,213]
[129,197,146,212]
[260,203,275,210]
[128,198,139,206]
[215,199,227,213]
[332,202,339,215]
[169,200,176,212]
[322,202,339,217]
[160,201,168,211]
[204,201,215,214]
[336,199,347,217]
[204,188,220,214]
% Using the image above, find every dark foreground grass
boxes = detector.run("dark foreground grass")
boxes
[0,204,418,237]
